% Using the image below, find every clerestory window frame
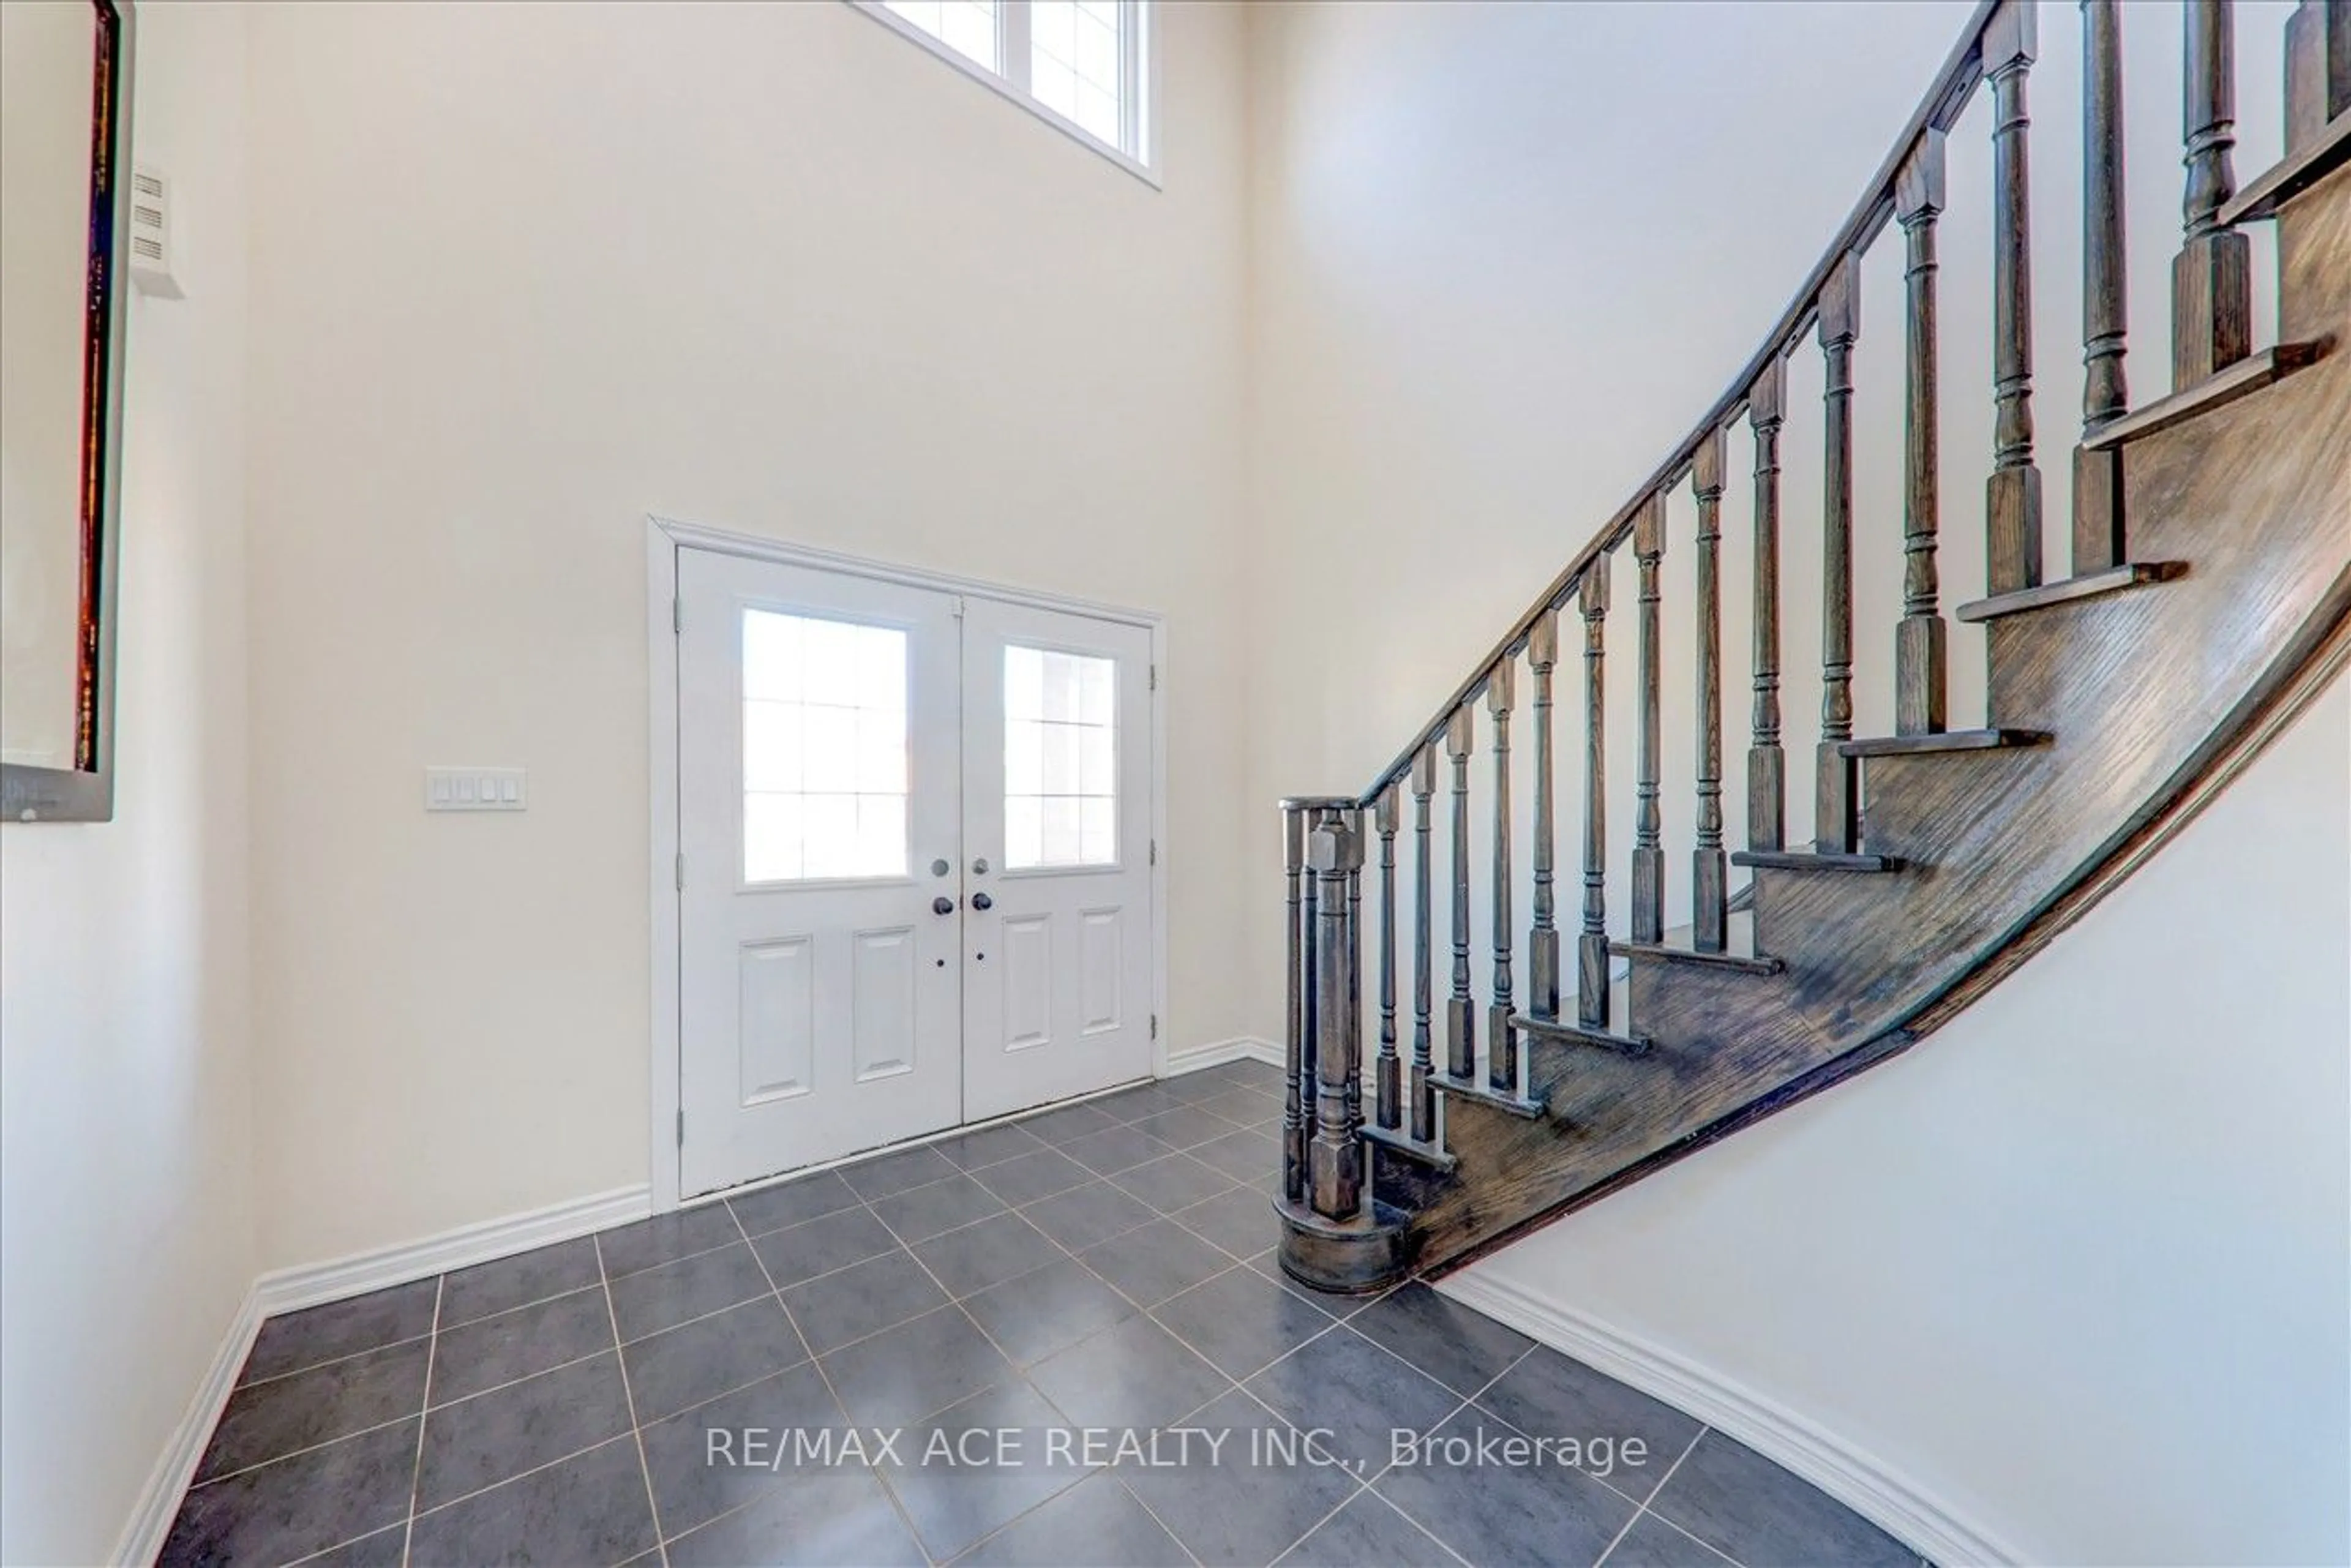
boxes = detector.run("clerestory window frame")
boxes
[850,0,1159,187]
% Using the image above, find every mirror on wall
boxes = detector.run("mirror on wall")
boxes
[1,0,131,822]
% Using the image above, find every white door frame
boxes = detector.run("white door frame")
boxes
[645,514,1169,1216]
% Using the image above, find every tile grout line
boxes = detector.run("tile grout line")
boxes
[230,1329,435,1395]
[838,1145,1303,1559]
[398,1274,444,1567]
[181,1410,427,1495]
[681,1115,1335,1415]
[844,1172,1049,1425]
[1427,1332,1711,1517]
[1103,1472,1209,1568]
[1593,1423,1715,1567]
[1271,1487,1470,1568]
[722,1192,942,1566]
[1000,1259,1404,1559]
[1617,1429,1749,1568]
[596,1231,674,1568]
[1265,1338,1539,1564]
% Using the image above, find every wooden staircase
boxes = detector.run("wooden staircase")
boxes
[1273,0,2351,1292]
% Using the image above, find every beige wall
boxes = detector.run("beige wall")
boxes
[242,0,1254,1268]
[0,5,257,1561]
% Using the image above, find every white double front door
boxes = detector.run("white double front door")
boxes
[675,548,1155,1198]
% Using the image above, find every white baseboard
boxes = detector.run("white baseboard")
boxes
[255,1185,653,1315]
[1436,1270,2022,1567]
[111,1285,261,1567]
[1163,1035,1283,1076]
[116,1185,654,1562]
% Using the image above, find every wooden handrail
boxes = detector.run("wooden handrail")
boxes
[1355,0,2004,808]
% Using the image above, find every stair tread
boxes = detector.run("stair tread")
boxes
[1955,562,2188,623]
[1839,728,2049,758]
[1608,938,1785,975]
[1430,1071,1548,1119]
[1511,1012,1653,1055]
[1731,849,1901,872]
[1360,1122,1458,1172]
[2218,111,2351,226]
[2082,342,2326,451]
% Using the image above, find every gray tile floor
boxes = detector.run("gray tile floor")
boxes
[162,1060,1926,1568]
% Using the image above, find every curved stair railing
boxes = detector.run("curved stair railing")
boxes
[1273,0,2351,1293]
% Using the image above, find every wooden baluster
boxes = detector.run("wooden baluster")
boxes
[1528,610,1561,1020]
[2075,0,2131,574]
[1692,431,1728,951]
[1747,357,1787,853]
[1445,707,1476,1080]
[1897,128,1949,735]
[1409,745,1438,1142]
[1307,805,1365,1221]
[1344,816,1364,1153]
[1577,566,1613,1029]
[1632,496,1667,943]
[2286,0,2350,148]
[1986,0,2044,596]
[2173,0,2251,389]
[1816,255,1861,854]
[1374,785,1400,1132]
[1487,660,1518,1095]
[1283,803,1312,1206]
[2334,0,2351,124]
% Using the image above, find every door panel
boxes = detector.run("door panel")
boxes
[677,550,963,1197]
[739,936,816,1103]
[961,599,1154,1121]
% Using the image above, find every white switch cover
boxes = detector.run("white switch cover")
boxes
[425,767,527,811]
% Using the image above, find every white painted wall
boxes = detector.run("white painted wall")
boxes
[0,5,257,1561]
[240,0,1253,1268]
[1460,672,2351,1566]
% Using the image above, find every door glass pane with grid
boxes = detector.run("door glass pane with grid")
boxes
[741,610,911,882]
[1003,644,1117,869]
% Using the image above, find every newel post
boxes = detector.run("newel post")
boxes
[1275,796,1406,1294]
[1280,801,1311,1207]
[1304,801,1367,1222]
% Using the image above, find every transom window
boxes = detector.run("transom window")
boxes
[740,609,910,883]
[1003,645,1117,869]
[861,0,1153,176]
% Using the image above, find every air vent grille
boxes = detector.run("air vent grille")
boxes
[127,164,182,299]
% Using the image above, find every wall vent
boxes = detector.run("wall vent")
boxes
[128,165,182,299]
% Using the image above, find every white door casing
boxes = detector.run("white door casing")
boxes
[960,599,1156,1121]
[676,550,964,1197]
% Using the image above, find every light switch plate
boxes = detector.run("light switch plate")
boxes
[425,767,527,812]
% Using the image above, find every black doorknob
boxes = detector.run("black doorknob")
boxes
[971,891,994,911]
[932,896,955,916]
